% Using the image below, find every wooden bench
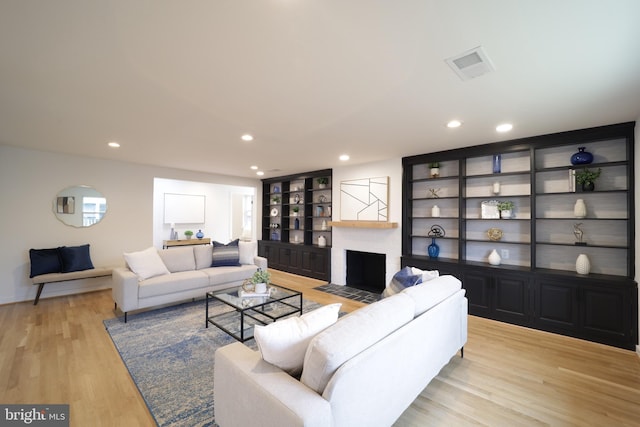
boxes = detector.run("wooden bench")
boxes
[31,267,113,305]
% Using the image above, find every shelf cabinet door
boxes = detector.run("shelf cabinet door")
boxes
[533,278,580,334]
[492,273,531,325]
[581,283,633,348]
[463,270,492,317]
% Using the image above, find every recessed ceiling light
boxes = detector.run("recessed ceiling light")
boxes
[339,154,350,161]
[496,123,513,133]
[446,120,462,128]
[107,141,120,148]
[250,165,258,170]
[256,171,264,176]
[241,134,254,141]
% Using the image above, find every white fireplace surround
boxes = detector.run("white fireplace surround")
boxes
[330,159,403,286]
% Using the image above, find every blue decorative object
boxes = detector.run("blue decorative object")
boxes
[196,229,204,239]
[428,238,440,259]
[427,224,445,259]
[294,218,300,230]
[492,154,501,173]
[570,147,593,165]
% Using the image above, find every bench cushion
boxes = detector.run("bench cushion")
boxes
[31,267,113,285]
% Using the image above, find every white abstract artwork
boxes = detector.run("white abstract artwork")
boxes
[340,177,389,221]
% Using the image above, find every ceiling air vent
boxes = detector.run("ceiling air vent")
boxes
[445,46,495,81]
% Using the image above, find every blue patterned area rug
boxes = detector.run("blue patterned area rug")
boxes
[104,297,321,427]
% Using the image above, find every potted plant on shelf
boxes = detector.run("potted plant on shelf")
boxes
[317,177,329,189]
[575,167,601,191]
[272,195,281,204]
[292,206,299,216]
[429,162,440,178]
[497,201,514,219]
[184,230,194,239]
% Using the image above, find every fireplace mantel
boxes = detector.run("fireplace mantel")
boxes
[328,220,398,229]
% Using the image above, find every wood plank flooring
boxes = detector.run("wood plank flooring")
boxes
[0,269,638,426]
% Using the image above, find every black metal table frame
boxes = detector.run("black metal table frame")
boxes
[205,286,303,342]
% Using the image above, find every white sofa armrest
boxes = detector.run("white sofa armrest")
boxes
[112,267,140,313]
[214,342,332,427]
[254,255,268,271]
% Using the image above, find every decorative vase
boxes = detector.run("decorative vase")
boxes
[492,182,500,195]
[196,229,204,239]
[186,235,192,240]
[570,147,593,165]
[576,254,591,275]
[492,154,501,174]
[500,209,512,219]
[318,235,327,247]
[321,220,327,230]
[573,199,587,219]
[488,249,501,265]
[427,237,440,259]
[432,205,440,217]
[294,218,300,230]
[582,181,595,192]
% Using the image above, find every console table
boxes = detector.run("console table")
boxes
[163,238,211,249]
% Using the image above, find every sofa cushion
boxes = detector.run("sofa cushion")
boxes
[123,247,170,281]
[29,248,62,277]
[238,240,257,265]
[382,266,423,298]
[138,270,209,299]
[212,239,240,267]
[59,244,95,273]
[194,245,213,270]
[254,303,341,376]
[158,246,196,273]
[300,293,415,394]
[201,264,258,286]
[402,275,462,317]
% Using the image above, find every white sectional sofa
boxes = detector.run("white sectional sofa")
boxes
[214,275,467,427]
[112,241,266,322]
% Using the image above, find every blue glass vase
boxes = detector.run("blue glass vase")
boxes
[492,154,501,173]
[428,237,440,259]
[294,218,300,230]
[570,147,593,165]
[196,229,204,239]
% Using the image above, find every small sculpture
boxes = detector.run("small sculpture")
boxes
[428,188,441,198]
[573,223,586,246]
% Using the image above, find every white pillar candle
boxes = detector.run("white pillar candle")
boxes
[492,182,500,194]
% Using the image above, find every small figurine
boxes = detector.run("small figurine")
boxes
[428,188,441,198]
[573,223,586,246]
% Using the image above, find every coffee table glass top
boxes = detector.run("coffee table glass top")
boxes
[214,286,300,310]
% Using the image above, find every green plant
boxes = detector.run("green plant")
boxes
[251,268,271,284]
[184,230,193,236]
[497,201,514,211]
[271,195,281,203]
[317,177,329,185]
[292,206,299,213]
[576,167,602,185]
[429,162,440,168]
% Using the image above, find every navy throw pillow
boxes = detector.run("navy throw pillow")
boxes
[29,248,62,278]
[58,244,95,273]
[211,239,241,267]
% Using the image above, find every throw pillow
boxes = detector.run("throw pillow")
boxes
[157,246,196,272]
[410,266,439,283]
[58,244,95,273]
[254,303,342,376]
[211,239,240,267]
[381,266,423,298]
[238,240,257,265]
[123,247,170,281]
[29,248,62,278]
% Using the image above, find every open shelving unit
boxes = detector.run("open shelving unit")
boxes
[402,122,637,350]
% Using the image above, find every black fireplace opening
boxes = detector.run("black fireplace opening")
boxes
[346,250,386,293]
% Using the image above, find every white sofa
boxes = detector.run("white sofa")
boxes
[214,275,467,427]
[112,241,267,322]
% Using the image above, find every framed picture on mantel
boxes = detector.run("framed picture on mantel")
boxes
[340,176,389,222]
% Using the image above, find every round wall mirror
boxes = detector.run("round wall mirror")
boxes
[53,185,107,227]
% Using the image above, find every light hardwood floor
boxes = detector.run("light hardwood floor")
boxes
[1,270,638,426]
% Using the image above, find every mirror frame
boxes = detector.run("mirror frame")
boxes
[53,185,108,228]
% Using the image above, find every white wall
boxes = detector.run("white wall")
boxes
[0,145,259,304]
[152,178,256,247]
[330,158,403,286]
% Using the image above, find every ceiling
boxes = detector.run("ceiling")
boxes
[1,1,639,179]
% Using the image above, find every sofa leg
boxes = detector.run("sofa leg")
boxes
[460,347,464,358]
[124,312,127,323]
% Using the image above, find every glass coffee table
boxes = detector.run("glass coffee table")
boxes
[205,285,303,342]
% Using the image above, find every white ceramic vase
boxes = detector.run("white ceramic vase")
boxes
[574,199,587,219]
[432,205,440,217]
[488,249,501,266]
[318,235,327,247]
[576,253,591,275]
